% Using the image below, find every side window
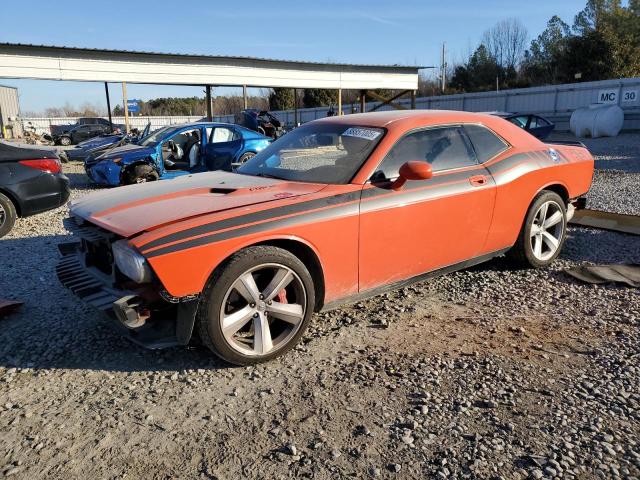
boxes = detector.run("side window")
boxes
[463,124,509,163]
[530,116,549,128]
[209,127,238,143]
[508,116,528,128]
[374,127,477,180]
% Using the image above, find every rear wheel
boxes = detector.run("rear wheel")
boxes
[125,164,159,185]
[508,191,567,268]
[232,152,255,170]
[197,246,315,365]
[0,192,17,238]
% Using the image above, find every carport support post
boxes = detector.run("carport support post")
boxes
[338,88,342,115]
[242,85,248,109]
[294,88,299,126]
[360,90,367,113]
[205,85,212,121]
[411,90,416,110]
[122,82,130,134]
[104,82,113,133]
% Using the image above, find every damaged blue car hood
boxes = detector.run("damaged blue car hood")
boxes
[98,143,155,162]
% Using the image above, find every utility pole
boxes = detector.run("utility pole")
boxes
[122,82,130,134]
[205,86,212,121]
[104,83,113,133]
[441,43,447,93]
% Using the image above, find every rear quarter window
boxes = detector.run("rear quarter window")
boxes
[464,124,509,163]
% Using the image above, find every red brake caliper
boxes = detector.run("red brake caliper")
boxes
[277,289,288,304]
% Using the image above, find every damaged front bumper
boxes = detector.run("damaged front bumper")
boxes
[56,241,199,349]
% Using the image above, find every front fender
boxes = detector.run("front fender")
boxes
[146,233,325,300]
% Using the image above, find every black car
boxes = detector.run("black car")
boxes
[49,117,125,137]
[54,123,116,146]
[492,112,555,140]
[0,141,70,238]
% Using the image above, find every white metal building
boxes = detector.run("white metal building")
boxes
[0,84,21,138]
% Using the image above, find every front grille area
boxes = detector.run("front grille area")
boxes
[56,251,121,312]
[63,216,118,277]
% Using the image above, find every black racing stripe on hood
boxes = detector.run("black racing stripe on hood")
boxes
[142,152,533,256]
[141,166,489,253]
[139,191,361,253]
[145,201,360,258]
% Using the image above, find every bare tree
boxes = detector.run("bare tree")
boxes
[481,18,528,70]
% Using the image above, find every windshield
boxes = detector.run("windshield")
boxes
[237,123,384,184]
[138,126,177,146]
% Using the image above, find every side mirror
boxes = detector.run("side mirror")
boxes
[391,161,433,190]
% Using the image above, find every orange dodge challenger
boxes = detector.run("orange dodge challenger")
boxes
[57,111,594,365]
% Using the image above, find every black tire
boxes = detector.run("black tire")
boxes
[125,164,159,185]
[0,192,17,239]
[59,136,71,146]
[233,152,255,169]
[197,246,315,366]
[508,190,567,268]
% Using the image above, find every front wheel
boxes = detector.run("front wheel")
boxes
[125,164,159,185]
[59,136,71,146]
[508,191,567,268]
[197,246,315,365]
[0,192,17,238]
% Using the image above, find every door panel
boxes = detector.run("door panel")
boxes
[358,170,496,292]
[358,125,496,293]
[204,127,242,171]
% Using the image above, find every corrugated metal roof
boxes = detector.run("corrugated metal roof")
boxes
[0,42,425,71]
[0,84,18,90]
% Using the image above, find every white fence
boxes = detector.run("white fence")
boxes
[20,77,640,135]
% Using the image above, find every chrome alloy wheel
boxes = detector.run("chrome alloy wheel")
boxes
[530,200,565,262]
[219,263,307,356]
[0,203,5,227]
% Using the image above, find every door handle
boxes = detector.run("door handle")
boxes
[469,175,488,187]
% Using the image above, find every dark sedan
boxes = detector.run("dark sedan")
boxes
[492,113,555,140]
[0,141,70,237]
[54,123,115,146]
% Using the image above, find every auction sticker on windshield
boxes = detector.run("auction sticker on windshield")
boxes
[342,127,381,140]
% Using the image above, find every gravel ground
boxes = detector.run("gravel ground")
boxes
[549,132,640,215]
[0,149,639,479]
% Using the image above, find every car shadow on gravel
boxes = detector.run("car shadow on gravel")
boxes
[65,172,104,191]
[0,234,230,373]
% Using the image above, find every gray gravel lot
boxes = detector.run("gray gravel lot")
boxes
[550,132,640,215]
[0,140,639,479]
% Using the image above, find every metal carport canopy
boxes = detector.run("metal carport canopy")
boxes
[0,43,420,90]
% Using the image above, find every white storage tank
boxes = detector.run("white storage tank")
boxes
[570,103,624,138]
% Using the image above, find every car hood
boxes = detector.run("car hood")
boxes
[77,135,122,149]
[69,171,327,237]
[98,143,155,160]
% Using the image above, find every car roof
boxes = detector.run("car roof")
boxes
[164,121,235,129]
[314,110,509,130]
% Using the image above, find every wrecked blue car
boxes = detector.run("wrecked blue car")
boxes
[68,123,151,162]
[84,122,271,186]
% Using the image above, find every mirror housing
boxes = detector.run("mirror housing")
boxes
[391,161,433,190]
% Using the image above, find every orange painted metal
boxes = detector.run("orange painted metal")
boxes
[82,111,594,307]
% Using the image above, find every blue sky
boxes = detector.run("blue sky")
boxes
[1,0,587,114]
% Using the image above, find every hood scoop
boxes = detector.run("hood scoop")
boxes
[210,187,237,195]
